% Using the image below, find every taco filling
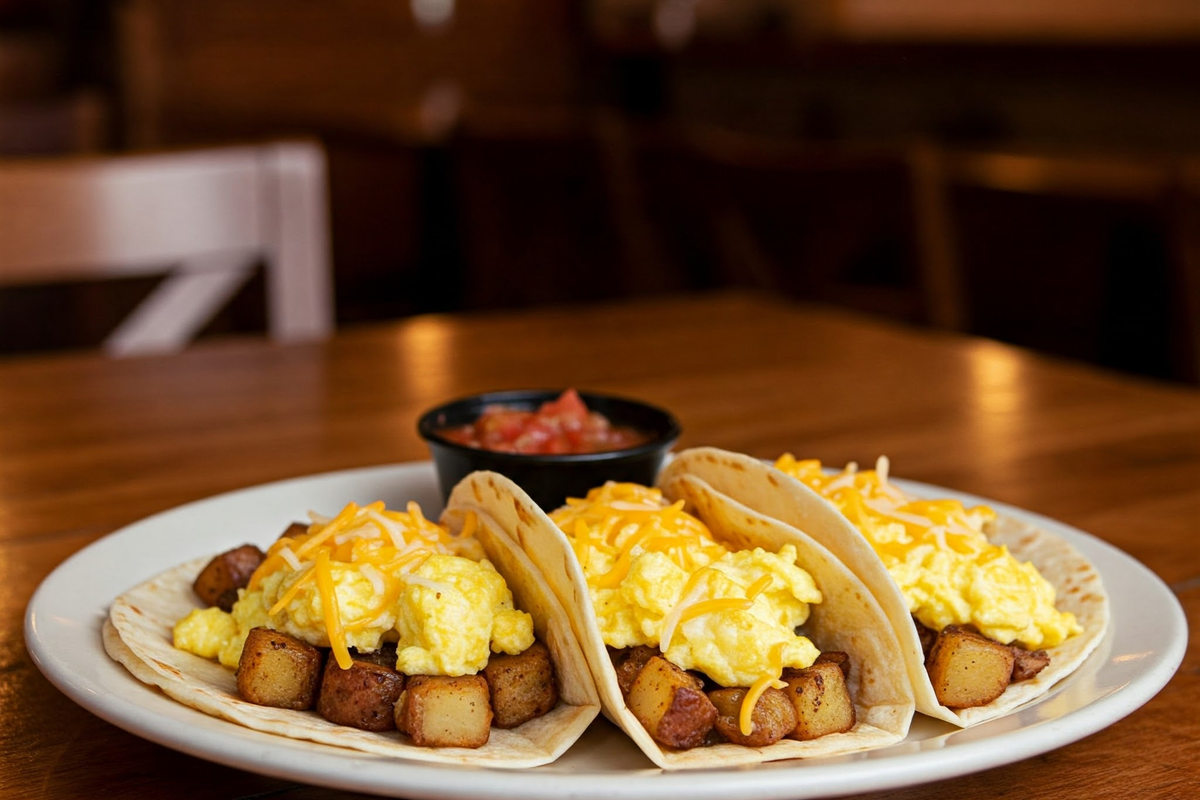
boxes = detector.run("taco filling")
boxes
[444,470,914,769]
[773,455,1078,708]
[656,446,1108,727]
[550,482,833,746]
[104,498,599,766]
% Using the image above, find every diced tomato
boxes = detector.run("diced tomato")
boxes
[538,388,589,423]
[437,390,651,454]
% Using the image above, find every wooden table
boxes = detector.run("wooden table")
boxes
[2,291,1196,798]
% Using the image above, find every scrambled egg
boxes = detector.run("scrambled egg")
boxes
[774,454,1081,649]
[550,482,822,688]
[174,501,534,676]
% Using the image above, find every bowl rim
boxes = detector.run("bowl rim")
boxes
[415,388,682,465]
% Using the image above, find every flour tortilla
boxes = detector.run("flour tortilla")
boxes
[444,471,915,770]
[658,447,1110,727]
[104,516,600,768]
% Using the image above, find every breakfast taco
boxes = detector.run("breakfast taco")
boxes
[444,471,915,770]
[104,499,600,767]
[658,447,1109,727]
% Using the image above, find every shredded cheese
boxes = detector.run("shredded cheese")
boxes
[773,454,997,555]
[739,643,787,736]
[278,546,303,572]
[359,562,386,596]
[551,482,726,579]
[247,499,484,669]
[658,567,715,653]
[314,549,351,669]
[551,481,820,711]
[296,501,371,558]
[746,574,773,600]
[268,564,316,616]
[773,453,1081,649]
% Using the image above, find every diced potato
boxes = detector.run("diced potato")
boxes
[278,522,310,540]
[815,650,852,680]
[1011,646,1051,683]
[708,686,796,747]
[483,641,558,729]
[395,675,493,748]
[783,661,857,740]
[626,655,717,750]
[611,645,658,696]
[348,642,399,670]
[316,659,406,731]
[235,626,323,710]
[213,588,241,613]
[192,544,266,610]
[926,625,1015,709]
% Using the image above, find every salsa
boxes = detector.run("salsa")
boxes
[438,389,653,455]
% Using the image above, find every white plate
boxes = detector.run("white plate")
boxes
[26,462,1186,800]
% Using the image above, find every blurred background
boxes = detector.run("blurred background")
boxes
[1,0,1198,383]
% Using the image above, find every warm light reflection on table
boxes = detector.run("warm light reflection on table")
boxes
[966,341,1030,460]
[393,316,458,400]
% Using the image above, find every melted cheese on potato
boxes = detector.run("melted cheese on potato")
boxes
[550,482,822,688]
[774,454,1081,649]
[173,501,533,676]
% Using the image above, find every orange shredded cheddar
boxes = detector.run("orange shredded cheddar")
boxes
[739,643,787,736]
[247,499,483,668]
[551,481,822,697]
[268,565,316,616]
[314,549,351,669]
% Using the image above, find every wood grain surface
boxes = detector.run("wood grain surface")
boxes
[1,291,1195,799]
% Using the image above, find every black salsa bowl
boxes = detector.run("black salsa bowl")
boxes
[416,389,682,512]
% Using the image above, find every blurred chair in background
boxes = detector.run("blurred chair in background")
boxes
[0,139,334,357]
[0,89,107,155]
[449,109,692,311]
[683,129,928,323]
[911,144,1200,383]
[112,0,587,323]
[613,124,933,323]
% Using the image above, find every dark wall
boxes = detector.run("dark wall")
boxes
[3,1,1197,384]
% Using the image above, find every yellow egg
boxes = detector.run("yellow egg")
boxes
[395,554,533,676]
[551,482,824,689]
[775,455,1082,649]
[173,501,534,677]
[659,552,822,687]
[173,607,237,660]
[263,563,395,653]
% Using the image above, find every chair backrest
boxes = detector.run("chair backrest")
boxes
[0,140,335,356]
[909,143,1200,382]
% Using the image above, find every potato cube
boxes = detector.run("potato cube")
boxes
[348,642,399,670]
[708,686,796,747]
[192,544,266,610]
[926,625,1015,709]
[626,655,717,750]
[235,627,323,710]
[483,641,559,729]
[610,645,658,696]
[316,659,405,731]
[278,522,310,541]
[783,661,857,740]
[395,675,493,748]
[815,650,852,680]
[1011,646,1050,683]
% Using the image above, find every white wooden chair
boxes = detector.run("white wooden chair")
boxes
[0,140,335,356]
